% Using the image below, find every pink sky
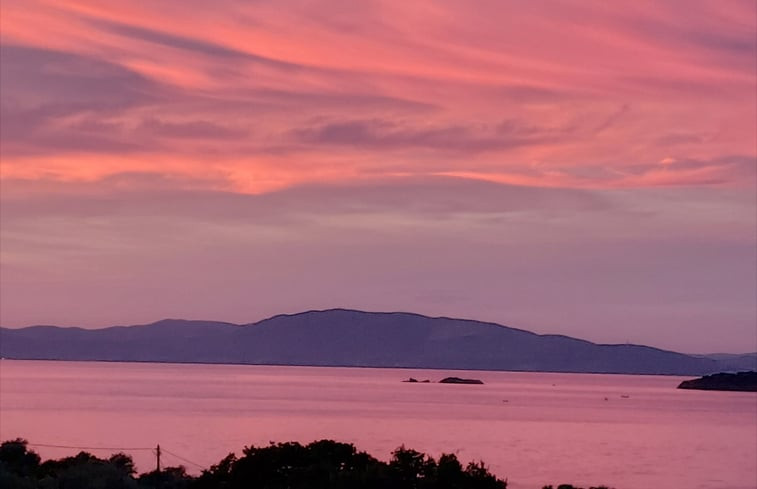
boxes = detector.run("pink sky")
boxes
[1,0,755,353]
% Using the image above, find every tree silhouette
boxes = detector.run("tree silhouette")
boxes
[5,437,627,489]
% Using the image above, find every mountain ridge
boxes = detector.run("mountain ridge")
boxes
[2,309,755,375]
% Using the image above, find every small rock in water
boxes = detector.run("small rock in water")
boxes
[439,376,484,385]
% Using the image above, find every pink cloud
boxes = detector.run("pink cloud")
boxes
[0,0,753,192]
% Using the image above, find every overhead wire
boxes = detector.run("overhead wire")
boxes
[25,441,206,470]
[27,443,153,451]
[160,447,206,470]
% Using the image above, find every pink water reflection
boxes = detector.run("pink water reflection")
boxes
[1,360,754,489]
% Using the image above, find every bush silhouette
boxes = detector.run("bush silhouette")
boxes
[7,437,634,489]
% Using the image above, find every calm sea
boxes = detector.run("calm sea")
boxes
[0,360,754,489]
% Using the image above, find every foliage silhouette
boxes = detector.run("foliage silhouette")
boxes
[542,485,612,489]
[0,438,609,489]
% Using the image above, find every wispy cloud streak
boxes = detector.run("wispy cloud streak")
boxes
[0,0,754,191]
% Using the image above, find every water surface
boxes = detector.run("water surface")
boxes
[0,360,754,489]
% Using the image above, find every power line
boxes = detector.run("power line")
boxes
[26,442,206,471]
[161,448,205,470]
[28,443,153,451]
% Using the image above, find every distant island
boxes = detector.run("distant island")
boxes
[0,438,613,489]
[439,376,484,384]
[677,371,757,392]
[401,376,483,384]
[1,309,755,375]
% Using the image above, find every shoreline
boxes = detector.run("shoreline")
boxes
[0,357,692,378]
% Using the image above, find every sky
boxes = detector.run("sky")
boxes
[0,0,755,353]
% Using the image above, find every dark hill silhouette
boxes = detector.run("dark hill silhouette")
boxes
[0,309,750,375]
[677,371,757,392]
